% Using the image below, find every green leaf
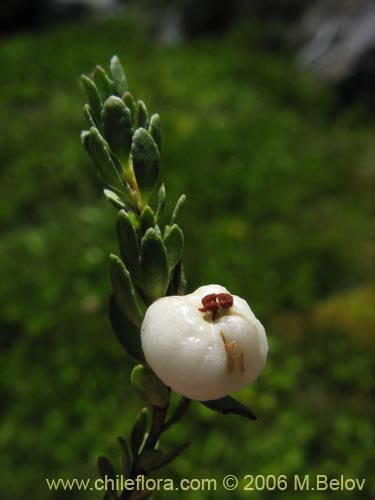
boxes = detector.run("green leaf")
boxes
[88,127,124,192]
[164,224,184,271]
[98,457,118,499]
[109,295,144,361]
[110,254,145,327]
[102,96,133,163]
[155,183,166,220]
[117,437,132,478]
[179,263,187,295]
[135,100,148,129]
[97,456,116,482]
[148,114,161,150]
[148,443,190,472]
[140,205,155,235]
[123,91,136,123]
[84,104,97,128]
[103,189,126,210]
[164,397,191,431]
[201,396,257,420]
[116,210,141,283]
[171,194,186,224]
[139,228,169,301]
[131,408,148,458]
[81,130,90,153]
[167,261,187,296]
[92,65,113,102]
[128,212,140,230]
[110,55,128,96]
[131,365,170,409]
[131,128,160,207]
[81,75,102,125]
[137,449,164,472]
[154,224,162,237]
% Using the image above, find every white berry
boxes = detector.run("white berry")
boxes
[141,285,268,401]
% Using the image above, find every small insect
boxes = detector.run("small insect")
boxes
[199,292,234,319]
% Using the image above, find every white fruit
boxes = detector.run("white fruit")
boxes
[140,285,268,401]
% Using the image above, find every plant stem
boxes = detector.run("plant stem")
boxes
[122,407,167,498]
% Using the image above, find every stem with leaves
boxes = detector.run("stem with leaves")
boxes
[81,56,257,500]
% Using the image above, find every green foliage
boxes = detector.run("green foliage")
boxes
[201,396,257,420]
[139,228,170,302]
[0,14,373,500]
[102,96,133,163]
[109,254,145,328]
[131,365,170,409]
[131,127,160,207]
[163,224,184,272]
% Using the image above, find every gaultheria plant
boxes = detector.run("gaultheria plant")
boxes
[80,56,268,499]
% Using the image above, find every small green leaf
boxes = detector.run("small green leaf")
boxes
[148,443,190,472]
[201,396,257,420]
[140,205,155,235]
[137,449,164,472]
[81,75,102,125]
[102,96,133,163]
[97,457,118,500]
[84,104,97,128]
[167,261,187,296]
[164,224,184,271]
[110,55,128,96]
[117,437,132,478]
[128,212,140,230]
[164,397,191,431]
[131,365,170,409]
[139,228,169,301]
[103,189,126,210]
[93,65,113,102]
[81,130,90,153]
[116,210,141,285]
[154,224,162,237]
[109,295,144,361]
[131,408,148,458]
[131,128,160,207]
[179,263,187,295]
[97,456,116,482]
[110,254,145,327]
[155,183,166,220]
[171,194,186,224]
[123,91,136,123]
[148,114,161,150]
[135,100,148,129]
[88,127,124,192]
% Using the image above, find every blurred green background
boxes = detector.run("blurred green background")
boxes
[0,6,374,500]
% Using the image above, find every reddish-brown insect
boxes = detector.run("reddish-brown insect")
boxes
[199,292,233,319]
